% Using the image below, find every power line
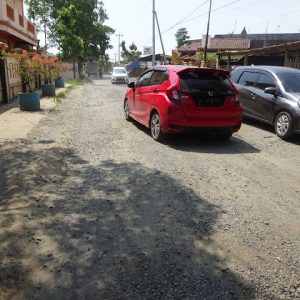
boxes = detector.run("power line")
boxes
[141,0,209,45]
[142,0,241,45]
[160,0,210,35]
[184,0,240,24]
[247,7,300,30]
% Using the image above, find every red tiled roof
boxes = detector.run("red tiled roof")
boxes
[178,38,250,53]
[178,42,202,52]
[209,38,250,50]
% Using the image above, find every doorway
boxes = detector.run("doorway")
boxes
[0,58,8,104]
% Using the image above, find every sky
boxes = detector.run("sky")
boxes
[102,0,300,61]
[32,0,300,60]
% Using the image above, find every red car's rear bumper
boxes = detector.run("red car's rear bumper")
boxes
[161,104,242,134]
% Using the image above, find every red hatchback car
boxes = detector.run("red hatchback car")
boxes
[124,65,242,141]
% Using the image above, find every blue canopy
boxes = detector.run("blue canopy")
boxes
[126,59,140,69]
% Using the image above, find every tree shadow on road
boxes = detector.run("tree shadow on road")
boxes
[0,141,257,299]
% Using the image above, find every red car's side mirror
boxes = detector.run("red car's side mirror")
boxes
[128,82,135,89]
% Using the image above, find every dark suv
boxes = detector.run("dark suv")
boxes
[230,66,300,139]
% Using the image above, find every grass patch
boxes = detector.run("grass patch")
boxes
[65,79,88,86]
[54,79,87,103]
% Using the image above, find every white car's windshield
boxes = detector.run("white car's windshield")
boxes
[114,69,127,74]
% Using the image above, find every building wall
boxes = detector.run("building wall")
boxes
[0,0,38,47]
[7,0,24,15]
[0,37,18,50]
[0,37,8,44]
[60,63,79,80]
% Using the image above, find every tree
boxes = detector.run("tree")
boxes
[121,41,141,63]
[26,0,115,77]
[99,54,112,73]
[54,5,84,78]
[175,28,190,49]
[25,0,52,50]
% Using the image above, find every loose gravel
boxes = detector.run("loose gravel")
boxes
[0,77,299,299]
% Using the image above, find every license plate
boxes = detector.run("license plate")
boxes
[196,97,223,107]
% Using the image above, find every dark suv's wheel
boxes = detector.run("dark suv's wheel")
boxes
[124,99,131,121]
[150,112,164,141]
[274,112,293,139]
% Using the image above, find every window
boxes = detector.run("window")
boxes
[149,71,164,86]
[179,72,234,93]
[160,71,169,84]
[238,71,259,87]
[256,73,276,90]
[113,68,127,74]
[230,69,243,83]
[277,72,300,93]
[136,71,153,87]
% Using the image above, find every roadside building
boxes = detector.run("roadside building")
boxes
[176,28,300,69]
[0,0,38,104]
[139,54,171,68]
[218,41,300,70]
[177,35,250,67]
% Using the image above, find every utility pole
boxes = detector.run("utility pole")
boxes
[116,33,123,66]
[233,20,237,35]
[44,23,47,51]
[204,0,212,67]
[152,0,155,67]
[155,12,166,65]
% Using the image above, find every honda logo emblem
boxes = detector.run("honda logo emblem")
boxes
[208,91,214,97]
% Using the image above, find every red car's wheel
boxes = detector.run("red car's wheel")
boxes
[150,112,164,142]
[124,99,131,121]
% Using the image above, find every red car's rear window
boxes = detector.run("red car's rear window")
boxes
[179,72,234,94]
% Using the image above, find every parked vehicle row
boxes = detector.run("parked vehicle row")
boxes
[123,65,300,142]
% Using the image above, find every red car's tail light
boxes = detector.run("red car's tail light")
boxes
[228,78,240,104]
[166,85,181,104]
[234,93,240,103]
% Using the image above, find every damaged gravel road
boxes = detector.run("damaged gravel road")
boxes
[0,77,299,299]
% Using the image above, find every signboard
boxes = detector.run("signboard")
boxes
[143,46,153,55]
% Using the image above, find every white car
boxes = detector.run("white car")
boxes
[111,67,129,84]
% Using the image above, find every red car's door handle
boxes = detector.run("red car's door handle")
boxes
[139,91,143,94]
[153,89,158,93]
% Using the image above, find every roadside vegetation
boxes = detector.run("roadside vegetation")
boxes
[55,79,87,103]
